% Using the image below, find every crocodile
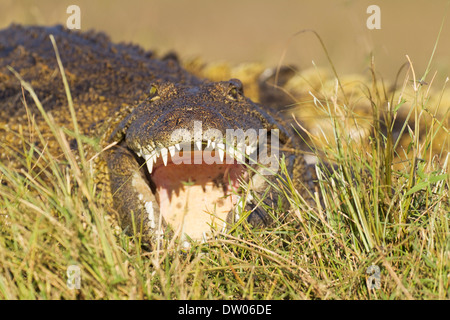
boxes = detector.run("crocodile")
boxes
[0,25,314,248]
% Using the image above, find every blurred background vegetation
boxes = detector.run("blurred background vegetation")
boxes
[1,0,449,82]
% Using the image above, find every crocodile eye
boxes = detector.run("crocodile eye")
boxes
[227,78,244,101]
[147,84,160,101]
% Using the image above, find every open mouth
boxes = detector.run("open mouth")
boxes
[136,140,259,243]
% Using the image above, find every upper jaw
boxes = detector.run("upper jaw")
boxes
[135,139,259,175]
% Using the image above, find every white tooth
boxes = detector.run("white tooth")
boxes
[154,149,161,164]
[217,143,225,162]
[168,145,176,157]
[211,141,216,149]
[142,149,151,157]
[207,139,211,148]
[196,140,202,151]
[175,143,181,150]
[144,154,154,173]
[161,148,168,166]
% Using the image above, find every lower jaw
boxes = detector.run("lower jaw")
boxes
[157,183,240,242]
[150,161,247,242]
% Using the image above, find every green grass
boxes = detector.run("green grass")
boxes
[0,44,449,299]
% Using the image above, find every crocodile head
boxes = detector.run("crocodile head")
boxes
[105,78,299,247]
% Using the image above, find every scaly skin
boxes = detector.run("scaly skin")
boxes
[0,25,314,248]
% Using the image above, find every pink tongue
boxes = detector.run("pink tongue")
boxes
[151,162,244,241]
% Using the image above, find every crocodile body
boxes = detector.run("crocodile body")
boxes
[0,25,313,247]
